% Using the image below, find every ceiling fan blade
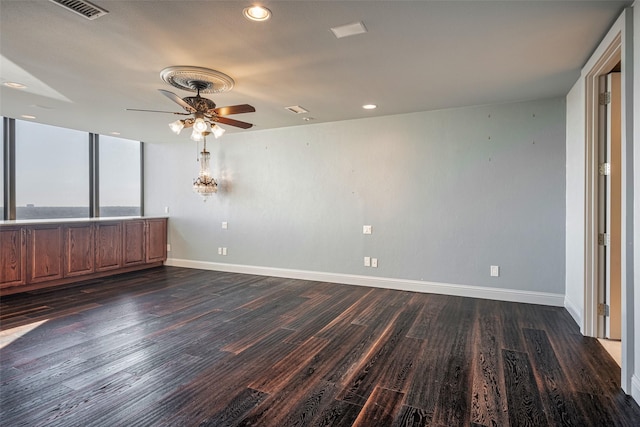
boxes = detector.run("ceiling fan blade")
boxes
[126,108,188,114]
[215,116,254,129]
[213,104,256,116]
[158,89,196,113]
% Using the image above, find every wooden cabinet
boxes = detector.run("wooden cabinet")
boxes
[64,223,95,277]
[146,218,167,263]
[95,222,122,272]
[0,227,27,288]
[28,225,64,283]
[0,217,167,295]
[123,220,146,266]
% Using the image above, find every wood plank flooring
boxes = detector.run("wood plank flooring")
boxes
[1,266,639,426]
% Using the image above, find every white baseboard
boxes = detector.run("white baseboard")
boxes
[165,258,565,307]
[563,296,583,328]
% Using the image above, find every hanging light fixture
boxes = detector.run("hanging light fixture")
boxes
[169,119,185,134]
[190,128,204,142]
[193,115,208,132]
[211,123,226,139]
[193,133,218,200]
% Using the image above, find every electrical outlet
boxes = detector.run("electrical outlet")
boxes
[364,256,371,267]
[218,247,222,255]
[222,247,227,256]
[166,244,171,252]
[363,225,372,235]
[490,265,500,277]
[164,206,170,214]
[371,258,378,268]
[222,221,228,229]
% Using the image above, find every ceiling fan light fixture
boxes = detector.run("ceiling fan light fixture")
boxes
[211,124,226,139]
[243,5,271,21]
[194,117,208,132]
[191,129,205,142]
[169,119,185,134]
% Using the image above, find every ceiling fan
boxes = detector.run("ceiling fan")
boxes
[127,66,255,140]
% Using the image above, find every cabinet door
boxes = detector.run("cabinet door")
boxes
[0,227,27,288]
[146,218,167,263]
[95,222,122,271]
[122,220,145,266]
[28,225,64,283]
[64,224,95,277]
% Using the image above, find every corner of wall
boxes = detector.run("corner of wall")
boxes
[564,296,583,330]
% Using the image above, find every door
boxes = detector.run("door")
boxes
[122,220,145,266]
[95,222,123,271]
[598,72,621,340]
[0,227,27,288]
[145,218,167,263]
[27,225,64,283]
[64,223,95,277]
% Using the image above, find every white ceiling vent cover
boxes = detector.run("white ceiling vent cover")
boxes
[49,0,109,20]
[330,21,367,39]
[285,105,309,114]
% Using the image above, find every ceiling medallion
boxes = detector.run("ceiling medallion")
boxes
[160,66,235,94]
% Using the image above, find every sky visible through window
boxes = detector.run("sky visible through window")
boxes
[11,119,140,219]
[100,134,141,217]
[0,119,4,220]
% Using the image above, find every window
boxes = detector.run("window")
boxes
[99,135,141,217]
[1,118,4,220]
[15,120,89,219]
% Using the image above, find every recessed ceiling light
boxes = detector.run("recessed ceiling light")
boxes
[302,117,315,121]
[21,114,36,119]
[110,132,121,136]
[330,21,367,39]
[362,104,377,110]
[4,82,27,89]
[243,5,271,21]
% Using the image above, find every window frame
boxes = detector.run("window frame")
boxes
[1,117,144,221]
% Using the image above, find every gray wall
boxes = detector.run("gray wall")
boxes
[145,97,566,294]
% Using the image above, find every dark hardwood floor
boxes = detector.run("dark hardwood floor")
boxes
[1,266,639,426]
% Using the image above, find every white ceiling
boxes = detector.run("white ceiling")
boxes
[0,0,630,144]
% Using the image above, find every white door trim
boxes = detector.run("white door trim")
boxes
[581,9,633,394]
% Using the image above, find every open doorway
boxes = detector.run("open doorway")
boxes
[597,66,622,366]
[579,8,633,394]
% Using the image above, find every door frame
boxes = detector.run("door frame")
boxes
[582,9,633,393]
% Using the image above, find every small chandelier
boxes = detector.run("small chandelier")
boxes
[193,133,218,200]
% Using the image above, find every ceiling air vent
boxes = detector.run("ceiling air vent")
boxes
[285,105,309,114]
[49,0,109,20]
